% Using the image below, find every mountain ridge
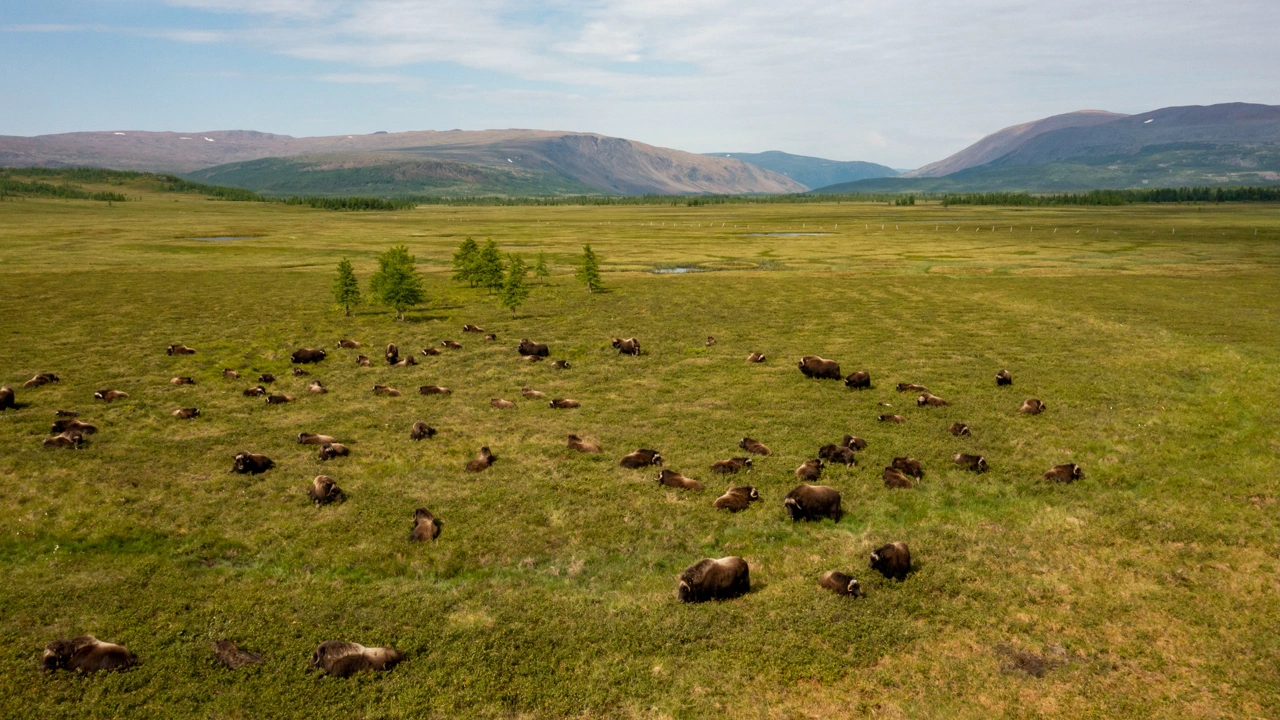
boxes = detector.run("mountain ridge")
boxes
[702,151,897,190]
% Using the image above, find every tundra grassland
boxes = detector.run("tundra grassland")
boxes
[0,190,1276,719]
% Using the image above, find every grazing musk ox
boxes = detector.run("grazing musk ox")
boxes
[784,484,842,521]
[42,636,137,673]
[213,640,262,670]
[953,453,988,472]
[819,571,864,598]
[518,339,549,357]
[385,344,399,364]
[798,355,841,380]
[818,444,857,467]
[411,508,441,541]
[844,371,871,389]
[611,337,641,355]
[677,557,749,603]
[870,542,911,580]
[310,641,404,678]
[291,348,327,364]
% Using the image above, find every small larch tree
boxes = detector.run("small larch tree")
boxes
[332,258,362,316]
[576,244,603,293]
[452,237,480,287]
[500,254,532,319]
[475,239,506,295]
[534,252,551,285]
[370,245,425,320]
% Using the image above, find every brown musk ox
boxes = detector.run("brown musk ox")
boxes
[677,557,750,603]
[291,367,310,377]
[896,383,928,393]
[222,369,240,379]
[391,357,417,368]
[258,373,276,384]
[819,571,864,598]
[372,385,402,397]
[567,434,601,453]
[521,387,546,399]
[442,340,463,350]
[518,339,549,357]
[878,414,905,424]
[170,376,195,386]
[746,352,766,363]
[516,354,544,364]
[739,437,771,456]
[410,422,436,441]
[465,447,495,472]
[291,348,327,364]
[419,347,442,356]
[549,398,580,409]
[172,407,200,420]
[385,344,400,364]
[882,467,914,489]
[308,381,327,395]
[310,641,404,678]
[484,333,497,342]
[53,409,79,417]
[551,359,571,369]
[870,542,911,580]
[844,371,871,389]
[298,433,335,446]
[949,422,971,437]
[318,443,349,461]
[166,344,196,356]
[42,636,137,673]
[24,372,60,388]
[917,393,948,407]
[93,389,129,402]
[418,385,451,395]
[818,444,857,467]
[490,398,516,409]
[783,484,842,522]
[231,452,274,474]
[243,386,267,397]
[213,640,262,670]
[51,419,97,435]
[798,355,841,380]
[842,434,868,450]
[43,431,83,448]
[794,458,824,481]
[953,453,988,472]
[264,395,294,405]
[713,486,760,512]
[462,324,485,333]
[711,457,752,474]
[308,475,345,506]
[410,508,441,541]
[656,469,704,491]
[1043,463,1084,483]
[619,448,662,469]
[892,457,924,478]
[337,339,364,348]
[1020,398,1046,415]
[996,369,1013,386]
[611,337,641,355]
[355,355,372,367]
[705,336,716,346]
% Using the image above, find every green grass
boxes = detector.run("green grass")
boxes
[0,192,1276,718]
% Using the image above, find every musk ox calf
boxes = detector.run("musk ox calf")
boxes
[52,419,97,435]
[711,457,752,474]
[222,369,240,379]
[739,437,771,456]
[656,469,704,491]
[818,444,857,467]
[298,433,335,446]
[1043,463,1083,483]
[896,383,927,393]
[213,640,263,670]
[310,641,404,678]
[291,348,327,364]
[892,457,924,479]
[794,458,824,481]
[0,386,14,411]
[870,542,911,580]
[844,371,871,389]
[410,422,436,440]
[713,486,760,512]
[25,372,60,388]
[418,385,451,395]
[258,373,276,384]
[521,387,546,399]
[491,398,516,409]
[462,324,484,333]
[43,431,83,448]
[949,422,971,437]
[231,452,274,475]
[917,393,948,407]
[746,352,766,363]
[308,475,345,505]
[356,355,372,367]
[441,340,463,350]
[878,414,905,424]
[549,398,580,409]
[292,367,310,377]
[337,339,364,348]
[567,434,601,453]
[619,448,662,469]
[172,407,200,420]
[318,443,349,461]
[784,484,842,522]
[94,389,129,402]
[264,395,294,405]
[798,355,841,380]
[42,636,137,673]
[996,369,1013,386]
[1020,398,1046,415]
[170,376,195,386]
[819,571,864,598]
[677,557,749,603]
[372,385,402,397]
[611,337,641,355]
[166,344,196,356]
[953,453,988,472]
[410,508,441,541]
[466,447,495,472]
[385,344,400,364]
[518,339,549,357]
[882,467,914,489]
[243,385,267,397]
[308,381,327,395]
[552,359,571,369]
[420,347,441,356]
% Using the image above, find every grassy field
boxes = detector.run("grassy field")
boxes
[0,188,1276,718]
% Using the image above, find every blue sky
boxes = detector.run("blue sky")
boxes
[3,0,1277,167]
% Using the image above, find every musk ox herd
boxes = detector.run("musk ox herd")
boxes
[10,322,1082,677]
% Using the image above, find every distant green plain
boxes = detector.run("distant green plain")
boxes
[0,186,1276,718]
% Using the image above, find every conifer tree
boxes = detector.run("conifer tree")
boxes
[575,244,603,293]
[475,239,505,295]
[451,237,480,287]
[332,258,362,316]
[534,252,551,285]
[500,254,532,319]
[370,245,425,320]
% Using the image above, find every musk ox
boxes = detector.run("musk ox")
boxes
[166,344,196,356]
[484,333,497,342]
[953,453,988,472]
[42,636,137,673]
[491,398,516,409]
[231,452,274,474]
[442,340,463,350]
[784,484,842,522]
[291,348,327,364]
[711,457,752,474]
[619,448,662,469]
[870,542,911,580]
[308,381,327,395]
[410,508,441,541]
[798,355,841,380]
[318,443,349,461]
[170,376,195,385]
[516,354,544,364]
[818,444,857,467]
[521,387,547,399]
[1020,398,1046,415]
[243,386,267,397]
[418,385,451,395]
[298,433,335,446]
[878,414,905,424]
[656,469,704,491]
[465,447,495,472]
[213,640,263,670]
[713,486,760,512]
[385,344,400,364]
[222,369,240,379]
[310,641,404,678]
[996,369,1013,386]
[356,355,372,367]
[292,367,310,377]
[746,352,766,363]
[24,372,60,388]
[391,357,417,368]
[844,371,871,389]
[420,347,442,356]
[264,395,294,405]
[51,419,96,435]
[897,383,927,393]
[677,557,749,603]
[551,360,571,369]
[611,337,641,355]
[819,571,864,598]
[1043,463,1083,483]
[842,434,868,451]
[917,393,948,407]
[43,431,83,448]
[518,339,549,357]
[567,434,601,453]
[372,385,402,397]
[794,458,824,481]
[258,373,276,384]
[549,398,580,409]
[308,475,345,506]
[739,437,771,456]
[705,336,716,346]
[94,389,129,402]
[892,457,924,479]
[949,422,971,437]
[53,409,79,417]
[882,467,914,489]
[337,339,364,348]
[410,422,436,441]
[172,407,200,420]
[462,324,484,333]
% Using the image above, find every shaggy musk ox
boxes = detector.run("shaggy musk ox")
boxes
[551,360,571,369]
[842,434,868,451]
[243,386,267,397]
[172,407,200,420]
[516,354,543,364]
[310,641,404,678]
[739,437,771,456]
[882,467,914,489]
[420,347,441,356]
[231,452,274,475]
[896,383,928,393]
[917,393,948,407]
[291,348,327,364]
[337,339,364,348]
[844,371,871,389]
[784,484,842,521]
[746,352,766,363]
[870,542,911,580]
[798,356,841,380]
[410,422,436,440]
[705,336,716,346]
[51,419,97,435]
[264,395,294,405]
[713,486,760,512]
[518,339,550,357]
[677,557,749,603]
[465,447,495,472]
[372,385,402,397]
[953,453,988,472]
[292,367,310,377]
[385,344,400,364]
[878,414,905,424]
[170,376,195,385]
[892,457,924,479]
[656,469,704,491]
[391,357,417,368]
[949,422,971,437]
[418,385,451,395]
[213,640,262,670]
[491,398,516,409]
[42,636,137,673]
[94,389,129,402]
[567,434,601,453]
[25,373,61,388]
[711,457,752,474]
[619,448,662,469]
[258,373,276,384]
[818,444,857,467]
[462,324,484,333]
[996,369,1013,386]
[166,344,196,356]
[43,431,83,448]
[819,571,864,598]
[308,381,327,395]
[611,337,641,355]
[318,443,349,461]
[54,409,79,417]
[521,387,546,399]
[308,475,345,506]
[441,340,463,350]
[1043,463,1083,483]
[794,458,824,481]
[410,508,441,541]
[1020,398,1046,415]
[549,398,580,409]
[0,386,16,411]
[298,433,335,446]
[356,355,372,367]
[222,369,239,379]
[484,334,497,342]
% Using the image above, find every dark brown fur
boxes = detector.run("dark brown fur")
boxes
[882,467,914,488]
[356,355,372,366]
[551,359,571,369]
[705,336,716,346]
[391,357,417,368]
[170,376,195,385]
[818,444,857,467]
[892,457,924,478]
[292,366,310,376]
[870,541,911,580]
[42,636,137,673]
[243,385,267,397]
[819,571,863,597]
[567,434,601,453]
[677,557,749,603]
[611,337,641,355]
[372,385,402,397]
[897,383,928,393]
[213,639,262,670]
[953,453,988,472]
[518,339,549,357]
[1,385,17,411]
[51,419,97,435]
[1043,463,1083,482]
[385,343,400,364]
[337,339,363,348]
[844,371,871,389]
[258,373,276,383]
[549,398,580,408]
[746,352,766,363]
[166,344,196,356]
[783,484,842,521]
[797,355,842,380]
[25,372,60,388]
[264,395,294,405]
[878,414,905,424]
[308,381,327,394]
[949,422,971,437]
[1020,398,1046,415]
[231,452,274,474]
[996,369,1012,386]
[298,433,335,445]
[310,641,404,677]
[94,389,129,402]
[410,508,441,541]
[43,431,83,448]
[710,457,752,474]
[794,458,824,481]
[318,443,349,461]
[462,324,485,333]
[465,447,495,472]
[420,347,442,356]
[442,340,463,350]
[713,485,759,511]
[418,385,451,395]
[619,448,662,468]
[291,348,327,364]
[172,407,200,420]
[738,437,771,455]
[841,434,867,450]
[917,393,948,407]
[308,475,345,505]
[656,469,704,491]
[410,422,436,440]
[484,333,497,342]
[54,409,79,417]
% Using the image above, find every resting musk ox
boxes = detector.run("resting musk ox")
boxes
[418,385,451,395]
[410,422,436,441]
[308,381,327,394]
[518,339,549,357]
[420,347,442,356]
[713,486,760,512]
[243,386,267,397]
[258,373,276,384]
[318,443,349,461]
[794,458,824,481]
[878,414,905,424]
[172,407,200,420]
[711,457,752,474]
[264,395,294,405]
[784,484,842,521]
[42,636,137,673]
[917,393,949,407]
[355,355,372,367]
[892,457,924,478]
[25,373,61,388]
[896,383,928,393]
[298,433,335,446]
[1043,463,1083,483]
[611,337,641,355]
[739,437,771,456]
[372,385,402,397]
[798,355,841,380]
[870,542,911,580]
[953,453,988,472]
[549,398,580,409]
[43,431,83,448]
[567,434,601,453]
[842,434,868,451]
[310,641,404,678]
[619,448,662,469]
[996,369,1013,386]
[170,376,195,386]
[213,640,263,670]
[51,419,97,435]
[516,354,543,364]
[521,387,546,399]
[819,571,864,598]
[551,360,571,369]
[491,398,516,409]
[0,386,16,411]
[292,367,310,377]
[391,357,417,368]
[410,508,441,541]
[485,333,497,342]
[746,353,766,363]
[882,467,914,489]
[94,389,129,402]
[844,371,871,389]
[706,336,716,346]
[442,340,463,350]
[1020,398,1046,415]
[166,344,196,356]
[291,348,327,364]
[308,475,345,506]
[818,444,857,467]
[385,344,400,364]
[337,339,364,348]
[54,409,79,417]
[462,324,484,333]
[949,422,971,437]
[231,452,274,475]
[222,369,240,379]
[656,469,704,491]
[677,557,750,603]
[465,447,495,472]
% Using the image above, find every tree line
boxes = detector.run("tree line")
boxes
[938,186,1280,206]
